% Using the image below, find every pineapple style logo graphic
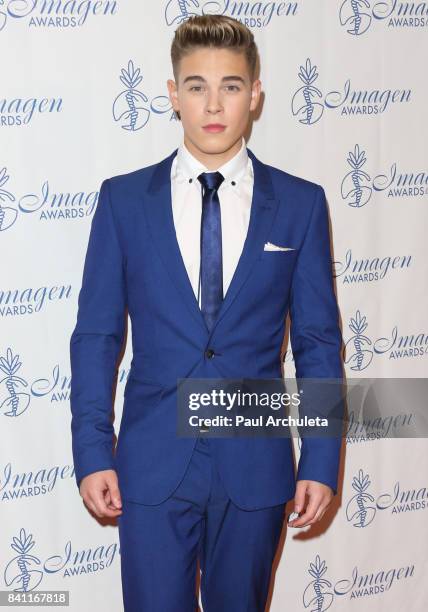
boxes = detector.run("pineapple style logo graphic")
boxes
[341,144,372,208]
[112,60,173,131]
[346,469,376,527]
[0,0,6,32]
[303,555,334,611]
[291,58,324,125]
[344,310,373,371]
[339,0,372,35]
[0,167,17,231]
[3,529,43,592]
[165,0,201,26]
[0,348,30,417]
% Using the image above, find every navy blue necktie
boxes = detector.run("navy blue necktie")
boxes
[197,171,225,331]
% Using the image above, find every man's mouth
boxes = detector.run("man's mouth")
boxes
[202,124,226,133]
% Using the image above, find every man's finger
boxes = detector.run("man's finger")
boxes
[291,494,322,527]
[89,487,122,518]
[82,495,101,518]
[108,483,122,509]
[305,501,329,526]
[293,482,308,514]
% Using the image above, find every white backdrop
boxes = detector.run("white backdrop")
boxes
[1,1,427,610]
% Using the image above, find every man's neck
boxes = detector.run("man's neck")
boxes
[183,135,243,170]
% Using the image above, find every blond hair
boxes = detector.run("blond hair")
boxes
[170,14,258,84]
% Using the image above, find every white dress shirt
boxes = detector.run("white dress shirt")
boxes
[170,135,254,308]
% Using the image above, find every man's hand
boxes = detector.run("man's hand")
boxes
[289,479,333,528]
[79,469,122,518]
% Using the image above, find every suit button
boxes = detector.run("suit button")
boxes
[200,419,210,432]
[205,348,215,359]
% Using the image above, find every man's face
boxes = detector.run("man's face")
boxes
[168,47,260,157]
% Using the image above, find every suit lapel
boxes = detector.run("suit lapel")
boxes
[143,145,280,338]
[144,148,207,333]
[209,148,279,337]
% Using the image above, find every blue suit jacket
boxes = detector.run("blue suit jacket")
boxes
[69,146,344,510]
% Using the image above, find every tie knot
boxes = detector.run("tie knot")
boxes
[197,171,225,192]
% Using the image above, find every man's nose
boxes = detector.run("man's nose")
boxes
[205,91,223,114]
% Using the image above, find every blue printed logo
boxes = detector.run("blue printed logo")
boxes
[0,348,31,417]
[346,405,413,443]
[1,283,72,317]
[346,468,428,527]
[303,553,415,606]
[291,59,324,125]
[43,539,119,578]
[1,95,63,127]
[339,0,372,35]
[344,310,373,371]
[303,555,333,611]
[341,144,372,207]
[3,528,119,591]
[341,144,428,208]
[0,348,130,418]
[4,529,43,591]
[112,60,175,131]
[0,167,16,231]
[0,347,70,418]
[292,59,411,124]
[165,0,201,25]
[0,462,75,501]
[333,248,412,284]
[0,0,118,32]
[339,0,428,36]
[0,168,102,233]
[164,0,299,28]
[346,469,376,527]
[344,310,428,371]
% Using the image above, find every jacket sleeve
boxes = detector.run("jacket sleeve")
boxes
[289,184,344,495]
[69,178,126,490]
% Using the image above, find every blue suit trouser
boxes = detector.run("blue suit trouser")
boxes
[117,437,286,611]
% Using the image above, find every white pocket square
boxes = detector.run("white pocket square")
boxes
[263,242,296,252]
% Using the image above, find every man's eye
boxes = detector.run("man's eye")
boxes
[189,85,240,92]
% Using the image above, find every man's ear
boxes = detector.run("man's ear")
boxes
[250,79,262,112]
[167,79,181,121]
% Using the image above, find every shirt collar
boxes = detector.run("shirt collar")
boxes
[174,136,249,187]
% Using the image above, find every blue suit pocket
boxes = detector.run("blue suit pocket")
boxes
[124,375,164,397]
[258,247,299,278]
[260,246,299,258]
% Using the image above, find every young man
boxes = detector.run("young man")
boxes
[70,14,344,612]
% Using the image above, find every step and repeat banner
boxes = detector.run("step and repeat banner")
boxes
[1,2,427,610]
